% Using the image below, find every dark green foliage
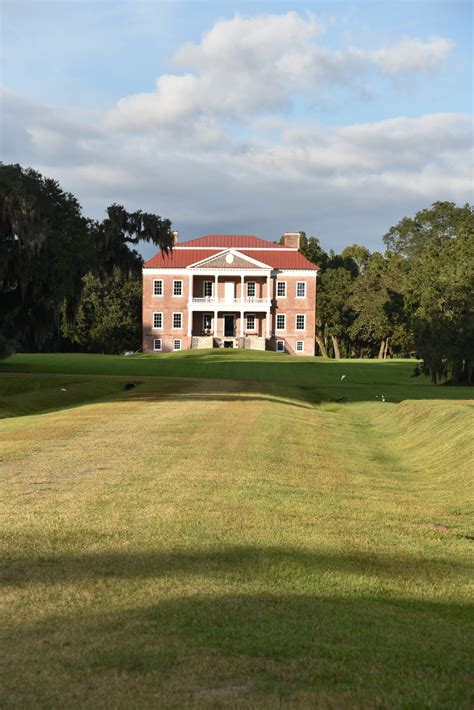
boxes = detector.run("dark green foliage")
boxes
[0,164,91,351]
[385,202,474,383]
[62,269,142,354]
[0,163,173,355]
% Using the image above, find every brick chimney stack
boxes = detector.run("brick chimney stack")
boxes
[282,232,301,249]
[171,230,179,245]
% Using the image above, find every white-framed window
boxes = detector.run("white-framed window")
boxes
[296,314,306,331]
[246,314,256,331]
[153,312,163,329]
[277,281,286,298]
[173,312,182,329]
[296,340,304,352]
[173,339,182,351]
[173,280,183,296]
[203,281,213,297]
[276,314,286,331]
[247,281,256,298]
[296,281,306,298]
[153,339,162,352]
[276,340,285,352]
[153,279,163,296]
[203,313,213,332]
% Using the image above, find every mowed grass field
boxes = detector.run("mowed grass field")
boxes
[1,351,473,708]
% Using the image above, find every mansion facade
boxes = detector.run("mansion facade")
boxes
[142,232,319,355]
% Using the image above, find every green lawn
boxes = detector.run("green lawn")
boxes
[1,352,473,707]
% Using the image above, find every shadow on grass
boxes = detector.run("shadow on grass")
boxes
[3,544,472,587]
[2,546,472,706]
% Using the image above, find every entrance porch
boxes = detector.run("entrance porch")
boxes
[190,310,270,339]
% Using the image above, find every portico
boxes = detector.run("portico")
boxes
[186,269,272,338]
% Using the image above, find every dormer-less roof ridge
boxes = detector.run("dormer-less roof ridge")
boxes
[181,234,288,249]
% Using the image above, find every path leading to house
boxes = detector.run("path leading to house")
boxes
[1,377,472,708]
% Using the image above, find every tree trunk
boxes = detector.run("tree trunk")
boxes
[378,338,386,359]
[316,336,328,358]
[331,334,341,360]
[383,338,389,359]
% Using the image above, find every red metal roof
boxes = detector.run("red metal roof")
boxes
[143,235,319,270]
[144,248,319,270]
[182,234,288,248]
[144,249,222,268]
[240,250,318,270]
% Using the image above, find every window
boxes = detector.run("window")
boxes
[153,339,162,352]
[277,281,286,298]
[276,340,285,352]
[296,281,306,298]
[173,280,183,296]
[296,314,305,331]
[247,282,256,298]
[204,281,213,297]
[276,314,286,331]
[246,314,256,331]
[153,279,163,296]
[173,312,182,329]
[203,313,213,332]
[153,312,163,329]
[296,341,304,352]
[173,339,182,351]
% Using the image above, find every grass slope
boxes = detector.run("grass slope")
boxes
[1,356,473,708]
[2,350,473,406]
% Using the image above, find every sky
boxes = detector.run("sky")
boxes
[1,0,472,257]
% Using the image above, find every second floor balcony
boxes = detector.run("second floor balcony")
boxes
[191,296,270,308]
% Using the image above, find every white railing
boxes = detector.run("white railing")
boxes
[191,297,268,305]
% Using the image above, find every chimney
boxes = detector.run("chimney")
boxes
[282,232,301,249]
[171,230,179,246]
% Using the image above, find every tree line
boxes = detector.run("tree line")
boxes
[294,199,473,383]
[1,163,473,384]
[0,163,173,357]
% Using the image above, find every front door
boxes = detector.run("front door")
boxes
[224,315,235,337]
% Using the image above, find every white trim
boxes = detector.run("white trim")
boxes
[173,246,297,251]
[173,339,182,351]
[296,313,306,331]
[153,279,163,296]
[276,340,285,352]
[152,312,163,329]
[173,279,183,296]
[202,312,213,333]
[172,312,183,330]
[144,267,273,275]
[296,340,304,352]
[276,313,286,331]
[188,248,272,270]
[203,280,213,297]
[296,281,306,298]
[271,269,319,276]
[153,338,162,352]
[276,280,287,298]
[246,313,256,331]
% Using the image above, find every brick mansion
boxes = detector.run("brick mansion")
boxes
[142,232,319,355]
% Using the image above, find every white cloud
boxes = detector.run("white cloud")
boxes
[106,13,454,135]
[1,12,466,252]
[372,36,453,75]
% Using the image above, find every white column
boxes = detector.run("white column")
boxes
[240,309,244,337]
[266,309,271,338]
[187,273,193,336]
[241,274,244,304]
[214,273,218,301]
[214,310,218,336]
